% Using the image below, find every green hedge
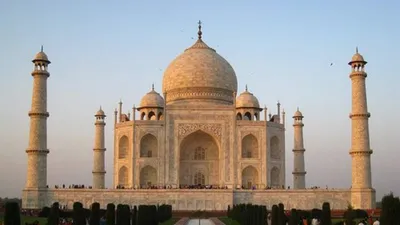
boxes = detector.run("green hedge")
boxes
[228,204,268,225]
[4,202,21,225]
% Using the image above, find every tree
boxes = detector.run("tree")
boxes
[271,205,279,225]
[73,202,86,225]
[380,192,400,225]
[90,202,101,225]
[278,203,286,225]
[4,202,21,225]
[344,207,356,225]
[321,202,332,225]
[105,203,116,225]
[131,206,137,225]
[47,202,60,225]
[289,209,299,225]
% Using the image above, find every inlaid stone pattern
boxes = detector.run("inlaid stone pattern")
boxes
[178,123,222,140]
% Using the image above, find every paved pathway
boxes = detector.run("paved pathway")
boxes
[209,217,225,225]
[174,218,190,225]
[174,217,225,225]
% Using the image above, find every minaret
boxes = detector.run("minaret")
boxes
[118,100,123,122]
[92,107,107,189]
[348,48,375,209]
[25,46,50,189]
[292,108,306,189]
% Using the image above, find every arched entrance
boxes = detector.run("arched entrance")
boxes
[271,166,280,187]
[179,130,219,186]
[118,166,128,188]
[140,165,157,188]
[242,166,258,189]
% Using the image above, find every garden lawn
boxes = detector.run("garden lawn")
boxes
[218,217,240,225]
[0,215,47,225]
[0,216,177,225]
[159,217,179,225]
[219,217,362,225]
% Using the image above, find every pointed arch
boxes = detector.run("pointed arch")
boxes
[242,166,259,189]
[140,134,158,158]
[157,112,163,120]
[244,112,252,120]
[236,112,242,120]
[118,136,129,159]
[270,136,280,160]
[148,111,156,120]
[118,166,128,188]
[271,166,280,187]
[140,165,157,188]
[140,112,146,120]
[242,134,258,158]
[179,130,219,185]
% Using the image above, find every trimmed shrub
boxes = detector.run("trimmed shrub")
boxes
[271,205,279,225]
[380,193,400,225]
[311,208,322,219]
[38,206,51,218]
[278,203,286,225]
[131,206,137,225]
[72,202,86,225]
[321,202,332,225]
[4,202,21,225]
[47,202,60,225]
[105,203,115,225]
[90,202,101,225]
[289,209,299,225]
[343,208,356,225]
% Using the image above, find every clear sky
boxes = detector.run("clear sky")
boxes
[0,1,399,201]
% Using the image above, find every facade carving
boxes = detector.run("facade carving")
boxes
[23,28,375,210]
[178,123,222,140]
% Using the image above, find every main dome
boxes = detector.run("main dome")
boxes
[162,25,238,105]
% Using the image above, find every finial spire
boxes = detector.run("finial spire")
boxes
[197,20,202,39]
[40,45,43,52]
[100,105,102,110]
[356,46,359,54]
[297,107,299,111]
[245,84,248,92]
[151,83,154,91]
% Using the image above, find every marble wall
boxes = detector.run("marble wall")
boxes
[22,189,353,210]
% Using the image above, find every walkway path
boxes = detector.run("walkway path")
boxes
[186,219,215,225]
[174,218,225,225]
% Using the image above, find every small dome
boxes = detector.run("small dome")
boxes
[32,46,50,63]
[95,107,105,117]
[293,109,303,118]
[351,53,365,62]
[236,87,260,108]
[349,48,366,65]
[139,86,165,108]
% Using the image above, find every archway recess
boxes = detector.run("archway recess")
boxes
[179,130,219,186]
[140,165,157,188]
[242,166,259,189]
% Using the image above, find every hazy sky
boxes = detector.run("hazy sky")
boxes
[0,1,399,200]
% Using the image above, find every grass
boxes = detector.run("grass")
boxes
[0,215,178,225]
[0,215,47,225]
[218,217,363,225]
[159,218,180,225]
[218,217,240,225]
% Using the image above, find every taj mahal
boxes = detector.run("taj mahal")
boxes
[22,22,376,210]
